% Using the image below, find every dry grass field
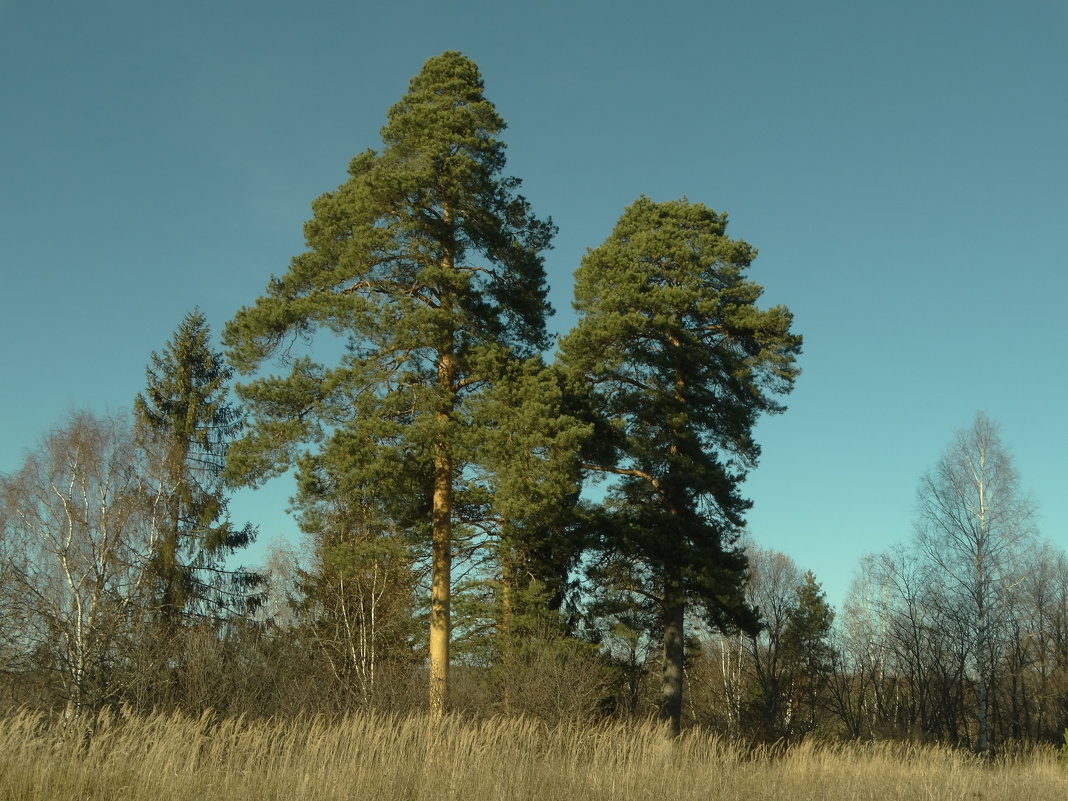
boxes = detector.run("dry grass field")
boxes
[1,710,1065,801]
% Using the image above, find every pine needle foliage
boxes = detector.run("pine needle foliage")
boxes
[560,196,802,735]
[222,51,558,715]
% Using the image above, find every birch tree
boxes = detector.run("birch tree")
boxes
[0,413,153,713]
[915,411,1037,752]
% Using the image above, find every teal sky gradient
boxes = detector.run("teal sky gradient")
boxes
[3,0,1067,610]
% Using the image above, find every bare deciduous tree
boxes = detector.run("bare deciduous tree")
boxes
[0,412,156,714]
[745,546,803,738]
[915,411,1037,752]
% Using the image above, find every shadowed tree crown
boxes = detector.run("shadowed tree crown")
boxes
[560,196,801,734]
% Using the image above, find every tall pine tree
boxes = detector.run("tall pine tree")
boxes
[223,52,556,716]
[560,196,801,735]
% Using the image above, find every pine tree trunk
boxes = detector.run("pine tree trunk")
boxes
[661,579,685,737]
[429,439,451,718]
[428,213,458,719]
[500,542,515,715]
[429,344,456,718]
[661,348,686,737]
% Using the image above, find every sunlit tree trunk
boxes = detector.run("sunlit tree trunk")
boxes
[429,345,456,717]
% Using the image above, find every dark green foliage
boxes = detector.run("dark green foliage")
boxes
[471,359,592,608]
[783,571,835,677]
[135,310,262,627]
[560,195,802,733]
[221,51,564,711]
[781,571,835,735]
[221,50,557,498]
[562,196,800,621]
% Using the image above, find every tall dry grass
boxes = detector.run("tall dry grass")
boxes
[0,709,1065,800]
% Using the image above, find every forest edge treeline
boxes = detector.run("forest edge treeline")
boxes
[1,52,1064,751]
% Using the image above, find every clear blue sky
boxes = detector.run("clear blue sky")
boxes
[3,0,1067,611]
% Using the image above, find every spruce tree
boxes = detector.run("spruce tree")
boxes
[223,52,556,715]
[135,310,261,633]
[782,571,835,734]
[559,196,801,735]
